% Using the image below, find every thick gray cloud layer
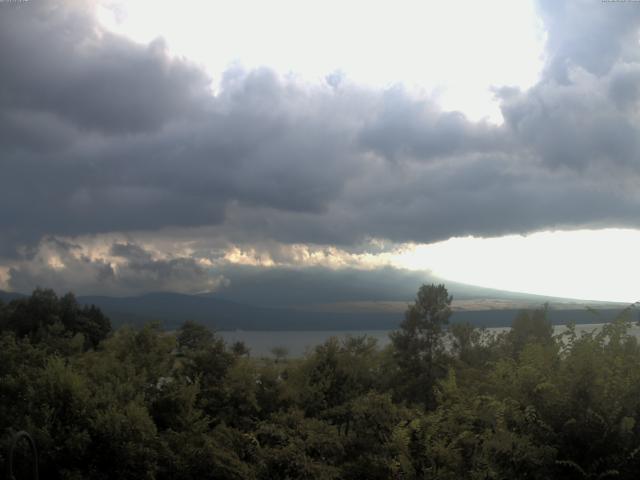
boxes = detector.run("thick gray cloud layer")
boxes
[2,0,640,293]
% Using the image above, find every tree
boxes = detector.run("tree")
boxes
[0,289,111,351]
[177,320,214,352]
[507,305,553,356]
[270,346,289,363]
[231,340,250,357]
[390,284,452,408]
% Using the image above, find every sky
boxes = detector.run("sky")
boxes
[1,0,640,303]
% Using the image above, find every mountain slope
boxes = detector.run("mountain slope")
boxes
[78,292,401,330]
[1,289,630,331]
[0,290,25,303]
[78,292,629,331]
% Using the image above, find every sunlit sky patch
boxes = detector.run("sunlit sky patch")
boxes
[392,230,640,303]
[96,0,545,123]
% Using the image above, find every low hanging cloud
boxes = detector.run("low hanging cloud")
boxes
[6,238,227,296]
[2,0,640,294]
[0,231,411,299]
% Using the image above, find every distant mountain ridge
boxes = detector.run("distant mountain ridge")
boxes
[197,265,624,309]
[77,292,400,330]
[0,290,25,303]
[0,289,630,331]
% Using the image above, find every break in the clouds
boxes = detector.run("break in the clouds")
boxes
[1,0,640,297]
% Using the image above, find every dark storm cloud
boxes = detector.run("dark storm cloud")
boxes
[498,68,640,171]
[213,155,639,247]
[0,3,210,134]
[358,87,507,161]
[2,0,640,267]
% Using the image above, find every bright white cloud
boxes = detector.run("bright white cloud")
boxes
[97,0,545,122]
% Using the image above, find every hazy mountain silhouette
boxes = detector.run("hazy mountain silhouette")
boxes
[77,292,401,330]
[0,290,25,303]
[0,288,628,331]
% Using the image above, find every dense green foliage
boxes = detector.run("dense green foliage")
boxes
[2,286,640,479]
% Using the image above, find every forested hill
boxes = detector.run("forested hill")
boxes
[2,285,640,479]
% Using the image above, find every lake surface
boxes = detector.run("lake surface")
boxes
[220,323,640,358]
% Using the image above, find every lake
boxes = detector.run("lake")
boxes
[220,322,640,358]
